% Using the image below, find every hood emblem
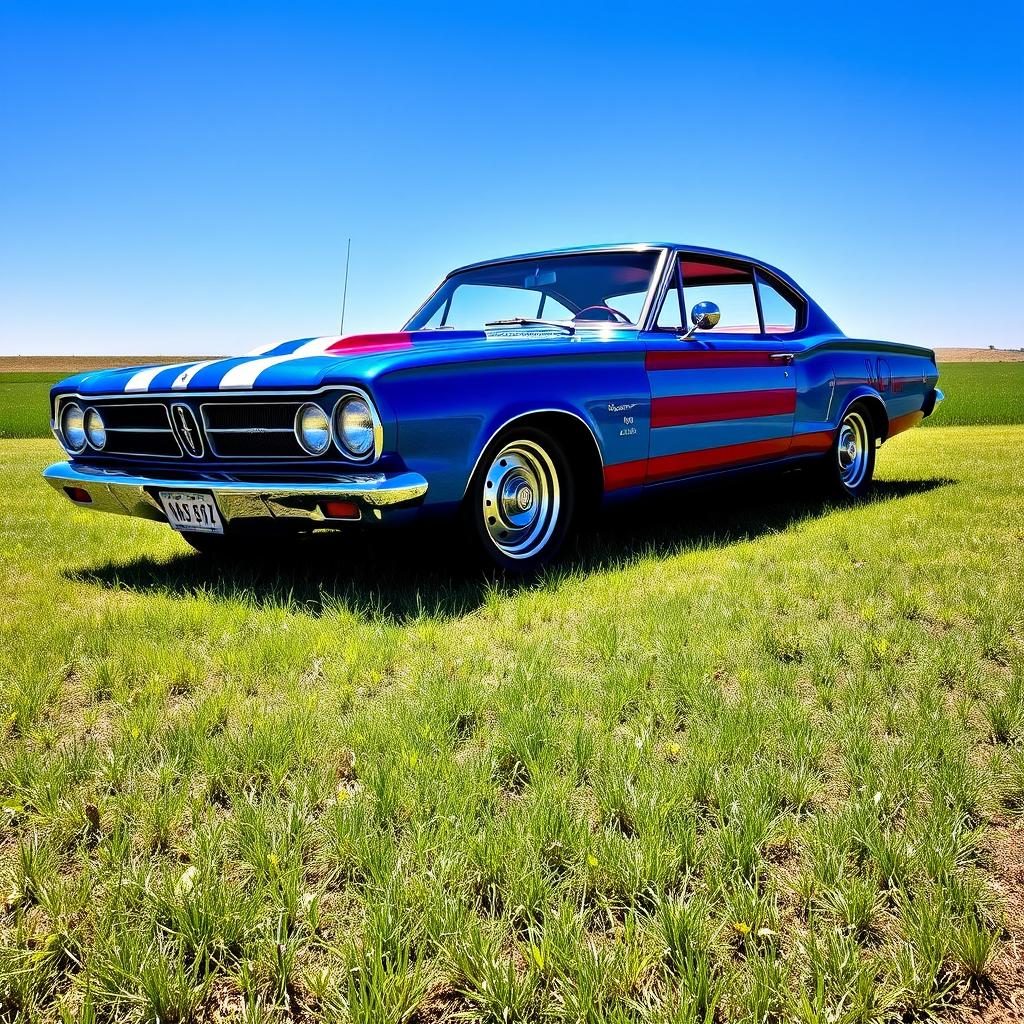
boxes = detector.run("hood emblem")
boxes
[170,402,204,458]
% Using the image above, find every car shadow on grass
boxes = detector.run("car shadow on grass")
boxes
[67,474,954,624]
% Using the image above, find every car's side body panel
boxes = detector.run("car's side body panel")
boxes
[373,344,649,508]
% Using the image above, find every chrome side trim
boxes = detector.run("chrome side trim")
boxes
[461,408,604,500]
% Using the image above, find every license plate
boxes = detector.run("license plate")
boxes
[158,491,224,534]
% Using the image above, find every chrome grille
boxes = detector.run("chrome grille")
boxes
[203,403,296,431]
[78,401,182,459]
[58,395,342,461]
[201,401,308,459]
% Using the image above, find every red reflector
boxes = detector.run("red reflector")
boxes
[64,486,92,504]
[322,500,360,520]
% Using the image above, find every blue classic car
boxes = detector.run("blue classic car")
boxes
[44,244,943,570]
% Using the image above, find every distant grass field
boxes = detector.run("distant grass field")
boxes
[3,362,1021,440]
[921,363,1024,427]
[1,427,1022,1022]
[0,374,60,440]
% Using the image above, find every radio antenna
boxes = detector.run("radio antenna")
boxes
[339,237,352,335]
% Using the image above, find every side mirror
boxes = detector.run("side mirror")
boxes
[682,301,721,339]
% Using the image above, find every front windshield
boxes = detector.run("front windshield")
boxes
[405,249,664,330]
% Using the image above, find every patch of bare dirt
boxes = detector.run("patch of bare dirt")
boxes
[0,355,220,372]
[948,816,1024,1024]
[413,984,474,1022]
[934,348,1024,363]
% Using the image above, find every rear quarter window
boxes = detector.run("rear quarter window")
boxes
[756,271,802,334]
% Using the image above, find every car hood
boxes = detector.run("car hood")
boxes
[53,326,643,397]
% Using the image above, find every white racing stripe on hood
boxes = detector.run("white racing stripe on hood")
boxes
[171,360,220,389]
[125,363,189,392]
[217,337,343,389]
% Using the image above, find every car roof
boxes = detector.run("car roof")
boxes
[446,242,841,337]
[451,242,781,275]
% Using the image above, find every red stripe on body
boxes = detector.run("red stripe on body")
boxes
[887,410,924,437]
[789,430,834,455]
[646,349,780,370]
[325,333,415,356]
[651,389,795,428]
[603,460,647,490]
[603,429,834,491]
[646,436,792,482]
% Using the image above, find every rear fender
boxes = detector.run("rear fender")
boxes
[836,386,888,442]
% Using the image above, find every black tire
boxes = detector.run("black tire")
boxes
[817,402,878,500]
[464,426,576,573]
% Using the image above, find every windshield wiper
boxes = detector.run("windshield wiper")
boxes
[485,317,575,335]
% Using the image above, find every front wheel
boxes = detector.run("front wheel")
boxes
[818,405,877,499]
[465,427,576,573]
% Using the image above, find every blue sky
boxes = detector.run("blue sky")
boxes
[1,1,1022,355]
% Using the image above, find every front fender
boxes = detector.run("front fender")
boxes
[463,402,605,497]
[375,353,648,508]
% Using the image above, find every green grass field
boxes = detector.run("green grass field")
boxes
[1,421,1022,1021]
[2,362,1022,440]
[922,363,1024,427]
[0,375,61,440]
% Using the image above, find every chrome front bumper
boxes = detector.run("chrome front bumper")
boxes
[43,461,428,526]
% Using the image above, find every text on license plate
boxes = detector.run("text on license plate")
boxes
[158,491,224,534]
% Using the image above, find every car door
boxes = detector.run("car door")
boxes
[640,254,798,484]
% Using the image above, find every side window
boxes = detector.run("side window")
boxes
[683,282,760,333]
[756,272,799,334]
[679,284,761,335]
[680,259,761,334]
[656,278,683,330]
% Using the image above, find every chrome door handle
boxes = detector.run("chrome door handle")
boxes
[769,353,794,364]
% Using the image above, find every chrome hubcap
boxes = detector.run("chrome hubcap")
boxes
[482,440,560,559]
[837,411,869,489]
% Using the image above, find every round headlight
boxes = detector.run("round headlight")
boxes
[335,396,375,459]
[60,402,87,453]
[84,408,106,450]
[295,403,331,455]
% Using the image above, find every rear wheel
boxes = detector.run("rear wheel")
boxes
[465,427,576,573]
[818,404,877,499]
